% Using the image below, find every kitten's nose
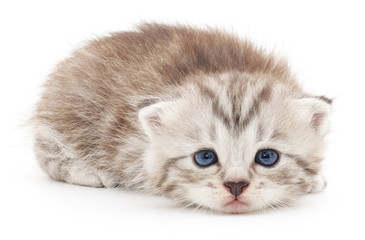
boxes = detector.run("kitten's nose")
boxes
[224,181,249,198]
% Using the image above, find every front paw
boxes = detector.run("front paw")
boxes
[307,175,327,193]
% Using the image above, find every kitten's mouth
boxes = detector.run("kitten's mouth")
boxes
[224,199,247,208]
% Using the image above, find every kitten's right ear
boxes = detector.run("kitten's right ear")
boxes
[138,101,176,139]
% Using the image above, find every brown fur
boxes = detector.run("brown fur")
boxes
[34,23,292,179]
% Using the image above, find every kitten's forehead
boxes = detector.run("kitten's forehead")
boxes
[187,72,300,133]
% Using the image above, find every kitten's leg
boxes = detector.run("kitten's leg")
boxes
[33,124,104,188]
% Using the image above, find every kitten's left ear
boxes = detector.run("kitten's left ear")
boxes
[293,97,332,135]
[138,101,177,139]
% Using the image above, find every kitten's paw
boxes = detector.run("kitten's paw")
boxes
[307,175,327,194]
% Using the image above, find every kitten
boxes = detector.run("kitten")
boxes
[32,23,331,213]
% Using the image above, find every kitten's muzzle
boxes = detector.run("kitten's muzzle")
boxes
[224,181,249,198]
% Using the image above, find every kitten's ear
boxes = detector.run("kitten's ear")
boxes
[138,101,176,139]
[293,97,332,135]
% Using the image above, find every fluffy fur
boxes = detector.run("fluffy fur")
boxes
[32,23,331,213]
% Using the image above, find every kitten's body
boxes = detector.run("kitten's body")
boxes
[33,24,330,213]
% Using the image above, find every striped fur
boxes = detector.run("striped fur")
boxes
[32,23,331,213]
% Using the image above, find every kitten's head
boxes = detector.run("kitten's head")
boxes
[138,72,331,213]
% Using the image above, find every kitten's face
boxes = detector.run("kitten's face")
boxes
[139,72,331,213]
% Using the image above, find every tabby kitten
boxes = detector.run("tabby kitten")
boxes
[33,23,331,213]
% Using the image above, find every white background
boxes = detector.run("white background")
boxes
[1,0,364,239]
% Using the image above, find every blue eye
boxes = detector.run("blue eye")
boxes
[194,150,218,167]
[255,149,279,167]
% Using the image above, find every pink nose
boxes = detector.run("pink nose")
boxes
[224,181,249,198]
